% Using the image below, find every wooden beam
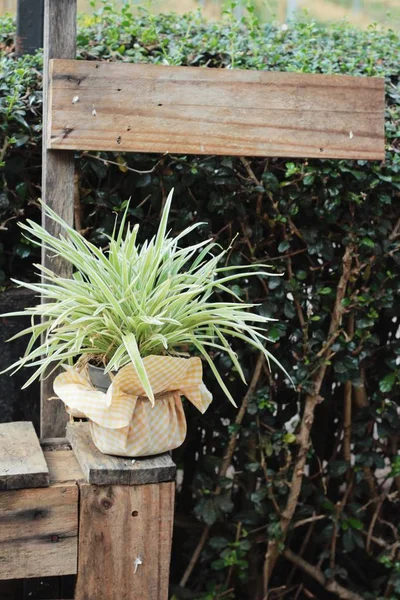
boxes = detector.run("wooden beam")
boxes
[67,422,177,485]
[75,481,175,600]
[41,0,77,439]
[48,60,385,160]
[0,449,81,580]
[0,422,49,490]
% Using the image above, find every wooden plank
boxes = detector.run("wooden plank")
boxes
[0,450,79,581]
[67,422,176,485]
[48,60,385,160]
[44,450,84,484]
[0,450,80,581]
[0,422,49,491]
[41,0,77,439]
[75,481,175,600]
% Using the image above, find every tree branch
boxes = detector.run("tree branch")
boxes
[283,548,364,600]
[343,314,355,464]
[263,244,355,589]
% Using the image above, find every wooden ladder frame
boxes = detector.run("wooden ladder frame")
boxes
[0,0,385,598]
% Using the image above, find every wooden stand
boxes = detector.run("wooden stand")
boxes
[0,421,176,600]
[0,0,385,597]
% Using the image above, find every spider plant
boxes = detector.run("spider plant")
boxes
[2,190,288,405]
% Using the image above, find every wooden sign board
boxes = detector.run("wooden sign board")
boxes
[48,59,385,160]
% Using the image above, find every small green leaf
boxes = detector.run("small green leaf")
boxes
[379,372,396,393]
[329,460,349,477]
[318,287,332,295]
[278,240,290,253]
[361,237,375,248]
[347,518,364,531]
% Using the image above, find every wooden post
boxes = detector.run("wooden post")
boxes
[68,423,176,600]
[41,0,77,439]
[16,0,44,56]
[76,482,175,600]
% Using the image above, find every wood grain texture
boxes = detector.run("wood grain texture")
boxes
[67,422,176,485]
[0,422,49,490]
[44,449,84,484]
[48,60,385,160]
[41,0,77,439]
[40,437,72,451]
[75,481,175,600]
[0,449,79,581]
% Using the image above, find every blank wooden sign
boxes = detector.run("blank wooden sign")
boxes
[48,59,385,160]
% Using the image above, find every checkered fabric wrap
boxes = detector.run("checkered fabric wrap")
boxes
[53,355,212,457]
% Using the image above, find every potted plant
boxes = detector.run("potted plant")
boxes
[2,191,287,457]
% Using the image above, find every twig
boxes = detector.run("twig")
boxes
[240,156,260,186]
[0,136,9,163]
[266,248,308,262]
[239,157,269,216]
[366,496,384,553]
[81,152,165,174]
[285,230,307,339]
[357,491,398,513]
[216,588,235,599]
[263,244,355,590]
[293,584,304,600]
[179,525,210,588]
[314,329,343,359]
[330,479,353,573]
[179,353,265,588]
[218,352,265,487]
[283,548,364,600]
[225,522,242,588]
[343,314,355,465]
[389,216,400,241]
[293,514,327,529]
[287,522,316,586]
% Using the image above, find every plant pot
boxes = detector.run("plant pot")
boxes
[87,363,114,393]
[54,356,212,457]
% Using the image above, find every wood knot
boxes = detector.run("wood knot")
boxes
[101,499,113,511]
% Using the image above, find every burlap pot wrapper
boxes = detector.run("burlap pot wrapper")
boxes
[53,355,212,457]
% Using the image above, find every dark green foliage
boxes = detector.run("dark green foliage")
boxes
[1,4,400,599]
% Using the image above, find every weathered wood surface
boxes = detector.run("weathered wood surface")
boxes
[67,422,177,485]
[0,451,79,580]
[0,422,49,490]
[44,449,84,485]
[75,481,175,600]
[41,436,72,451]
[41,0,77,439]
[48,60,385,160]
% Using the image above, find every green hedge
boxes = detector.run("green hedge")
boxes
[1,4,400,599]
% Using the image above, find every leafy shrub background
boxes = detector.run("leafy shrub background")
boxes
[1,4,400,599]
